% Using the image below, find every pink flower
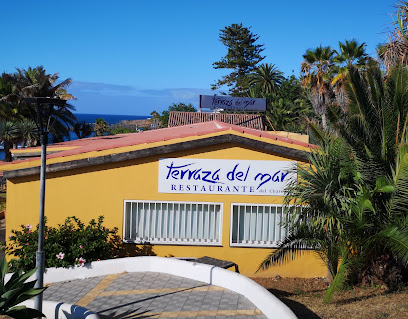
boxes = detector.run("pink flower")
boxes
[77,257,86,267]
[26,243,29,246]
[45,236,48,240]
[8,235,12,239]
[97,259,100,261]
[26,224,32,229]
[79,245,83,249]
[56,252,65,260]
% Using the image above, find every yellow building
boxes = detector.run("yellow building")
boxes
[1,121,326,278]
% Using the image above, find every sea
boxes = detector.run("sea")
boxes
[0,113,150,161]
[75,113,149,125]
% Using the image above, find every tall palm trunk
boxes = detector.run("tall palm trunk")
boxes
[3,140,13,162]
[309,91,329,129]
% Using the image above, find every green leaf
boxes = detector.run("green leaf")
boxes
[12,288,46,307]
[0,288,21,309]
[0,258,7,287]
[6,306,45,319]
[5,268,36,291]
[324,251,351,303]
[379,226,408,265]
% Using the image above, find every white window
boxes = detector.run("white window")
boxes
[230,203,288,247]
[123,200,222,245]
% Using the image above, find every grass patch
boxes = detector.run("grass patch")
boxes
[252,277,408,319]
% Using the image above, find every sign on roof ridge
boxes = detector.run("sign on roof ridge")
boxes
[199,95,266,112]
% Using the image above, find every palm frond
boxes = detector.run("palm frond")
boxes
[377,224,408,265]
[257,227,322,272]
[323,251,351,303]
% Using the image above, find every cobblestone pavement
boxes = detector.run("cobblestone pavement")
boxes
[43,272,267,319]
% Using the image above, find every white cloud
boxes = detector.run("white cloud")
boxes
[69,81,216,115]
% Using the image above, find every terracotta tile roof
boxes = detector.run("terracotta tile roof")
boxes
[168,111,264,130]
[1,121,316,167]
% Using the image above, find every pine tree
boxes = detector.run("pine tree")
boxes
[212,23,265,96]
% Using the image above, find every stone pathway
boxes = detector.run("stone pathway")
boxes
[43,272,267,319]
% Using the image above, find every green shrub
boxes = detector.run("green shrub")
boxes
[3,216,119,271]
[108,127,137,135]
[0,258,45,319]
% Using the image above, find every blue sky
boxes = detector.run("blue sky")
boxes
[0,0,397,116]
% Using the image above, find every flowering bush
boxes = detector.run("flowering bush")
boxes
[2,216,119,271]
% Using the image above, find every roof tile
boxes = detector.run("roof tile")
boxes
[3,121,316,166]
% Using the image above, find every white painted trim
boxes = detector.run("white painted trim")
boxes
[122,200,127,243]
[230,202,289,247]
[230,242,280,248]
[7,257,297,319]
[122,240,223,246]
[20,300,99,319]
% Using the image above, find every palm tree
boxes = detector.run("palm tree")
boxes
[0,74,38,159]
[259,65,408,302]
[249,63,284,95]
[301,46,335,129]
[11,66,77,143]
[333,40,369,69]
[248,75,312,133]
[331,65,408,180]
[74,121,92,139]
[379,1,408,70]
[258,133,355,281]
[93,118,108,136]
[0,121,19,162]
[332,39,370,110]
[16,119,37,147]
[0,73,23,120]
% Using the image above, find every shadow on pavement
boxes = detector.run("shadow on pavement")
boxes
[98,309,155,319]
[267,288,322,319]
[97,285,208,317]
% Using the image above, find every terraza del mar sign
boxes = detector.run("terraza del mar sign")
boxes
[158,158,296,196]
[199,95,267,112]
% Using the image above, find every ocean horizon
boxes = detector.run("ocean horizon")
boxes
[74,113,150,125]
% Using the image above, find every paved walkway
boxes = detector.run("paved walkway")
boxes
[43,272,267,319]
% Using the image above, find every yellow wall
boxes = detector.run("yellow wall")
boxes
[272,131,309,144]
[6,142,326,278]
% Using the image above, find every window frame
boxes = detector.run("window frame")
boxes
[123,199,223,246]
[229,202,289,248]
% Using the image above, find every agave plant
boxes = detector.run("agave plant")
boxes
[0,258,45,319]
